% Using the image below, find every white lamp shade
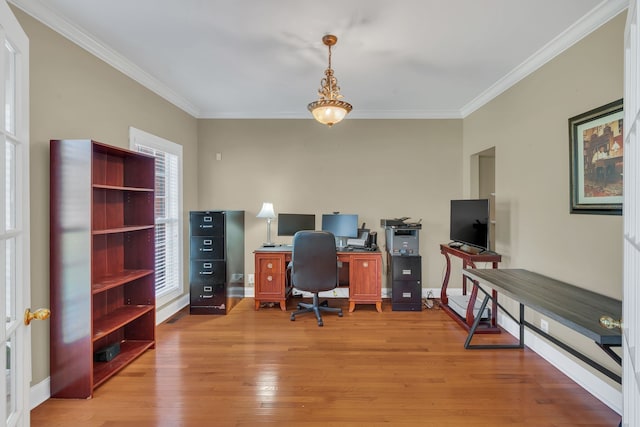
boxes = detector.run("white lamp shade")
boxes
[256,202,276,219]
[311,105,348,126]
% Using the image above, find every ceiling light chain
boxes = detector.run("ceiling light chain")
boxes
[308,34,353,127]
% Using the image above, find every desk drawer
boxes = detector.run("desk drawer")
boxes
[258,256,284,274]
[257,272,284,297]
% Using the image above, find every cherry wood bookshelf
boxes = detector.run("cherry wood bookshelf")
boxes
[50,139,156,398]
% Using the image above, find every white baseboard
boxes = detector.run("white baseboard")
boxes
[498,312,622,414]
[156,294,190,324]
[30,377,50,410]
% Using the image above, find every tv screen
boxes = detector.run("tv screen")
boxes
[321,214,358,238]
[277,213,315,236]
[449,199,489,250]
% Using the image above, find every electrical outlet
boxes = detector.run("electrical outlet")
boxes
[247,273,255,285]
[540,319,549,333]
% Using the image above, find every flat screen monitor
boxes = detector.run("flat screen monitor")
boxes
[321,214,358,238]
[449,199,489,250]
[277,213,315,236]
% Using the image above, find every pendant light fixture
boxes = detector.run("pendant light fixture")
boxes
[307,34,353,127]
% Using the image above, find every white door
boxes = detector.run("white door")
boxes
[0,2,38,426]
[622,0,640,425]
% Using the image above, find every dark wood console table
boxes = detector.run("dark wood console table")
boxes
[439,244,502,333]
[463,269,622,383]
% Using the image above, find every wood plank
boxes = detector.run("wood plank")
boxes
[32,298,620,426]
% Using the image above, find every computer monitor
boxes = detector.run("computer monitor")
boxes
[321,214,358,248]
[277,213,315,236]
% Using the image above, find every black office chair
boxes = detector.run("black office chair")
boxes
[288,230,343,326]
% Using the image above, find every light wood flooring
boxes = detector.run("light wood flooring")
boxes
[31,297,620,426]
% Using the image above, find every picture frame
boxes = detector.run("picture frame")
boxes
[569,99,623,215]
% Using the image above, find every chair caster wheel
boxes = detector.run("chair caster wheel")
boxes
[338,312,343,317]
[290,314,295,321]
[320,300,328,307]
[317,321,323,327]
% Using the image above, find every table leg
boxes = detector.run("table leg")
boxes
[440,251,452,304]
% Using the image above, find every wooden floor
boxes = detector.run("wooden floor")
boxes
[31,297,620,426]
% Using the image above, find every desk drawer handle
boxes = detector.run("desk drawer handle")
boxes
[267,262,273,269]
[267,275,273,282]
[599,316,622,329]
[362,262,369,268]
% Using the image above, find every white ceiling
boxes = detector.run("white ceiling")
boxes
[10,0,627,119]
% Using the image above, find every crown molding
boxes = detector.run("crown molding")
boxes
[9,0,628,120]
[460,0,629,118]
[8,0,201,118]
[198,109,464,120]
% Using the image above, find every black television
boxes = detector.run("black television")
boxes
[449,199,489,250]
[277,213,315,236]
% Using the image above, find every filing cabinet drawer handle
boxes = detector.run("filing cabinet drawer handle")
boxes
[202,295,213,299]
[203,263,212,268]
[200,271,213,275]
[204,286,212,292]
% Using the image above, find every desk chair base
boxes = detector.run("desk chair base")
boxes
[290,294,343,326]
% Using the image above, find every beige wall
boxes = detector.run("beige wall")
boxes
[197,119,463,288]
[463,12,625,383]
[14,8,199,385]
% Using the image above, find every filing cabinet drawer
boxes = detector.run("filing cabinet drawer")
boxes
[190,236,225,259]
[391,256,422,281]
[189,260,225,285]
[391,280,422,303]
[190,283,225,306]
[189,211,224,237]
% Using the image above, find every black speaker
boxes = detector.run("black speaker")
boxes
[94,342,121,362]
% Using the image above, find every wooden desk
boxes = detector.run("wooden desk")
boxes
[439,244,502,333]
[254,247,382,313]
[464,268,622,383]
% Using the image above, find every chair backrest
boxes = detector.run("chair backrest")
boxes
[290,231,338,293]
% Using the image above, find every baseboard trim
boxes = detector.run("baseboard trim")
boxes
[498,312,622,414]
[30,377,50,410]
[156,294,190,324]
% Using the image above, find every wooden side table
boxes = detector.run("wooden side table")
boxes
[439,244,502,333]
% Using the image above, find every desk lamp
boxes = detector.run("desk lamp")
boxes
[257,202,276,247]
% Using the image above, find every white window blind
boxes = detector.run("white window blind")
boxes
[130,128,183,299]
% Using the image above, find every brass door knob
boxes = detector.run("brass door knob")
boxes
[24,308,51,325]
[599,316,622,329]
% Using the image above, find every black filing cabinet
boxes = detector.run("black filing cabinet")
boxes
[189,210,244,314]
[389,255,422,311]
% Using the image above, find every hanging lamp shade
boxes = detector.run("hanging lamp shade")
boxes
[307,35,352,127]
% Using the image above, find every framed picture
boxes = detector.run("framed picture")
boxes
[569,99,623,215]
